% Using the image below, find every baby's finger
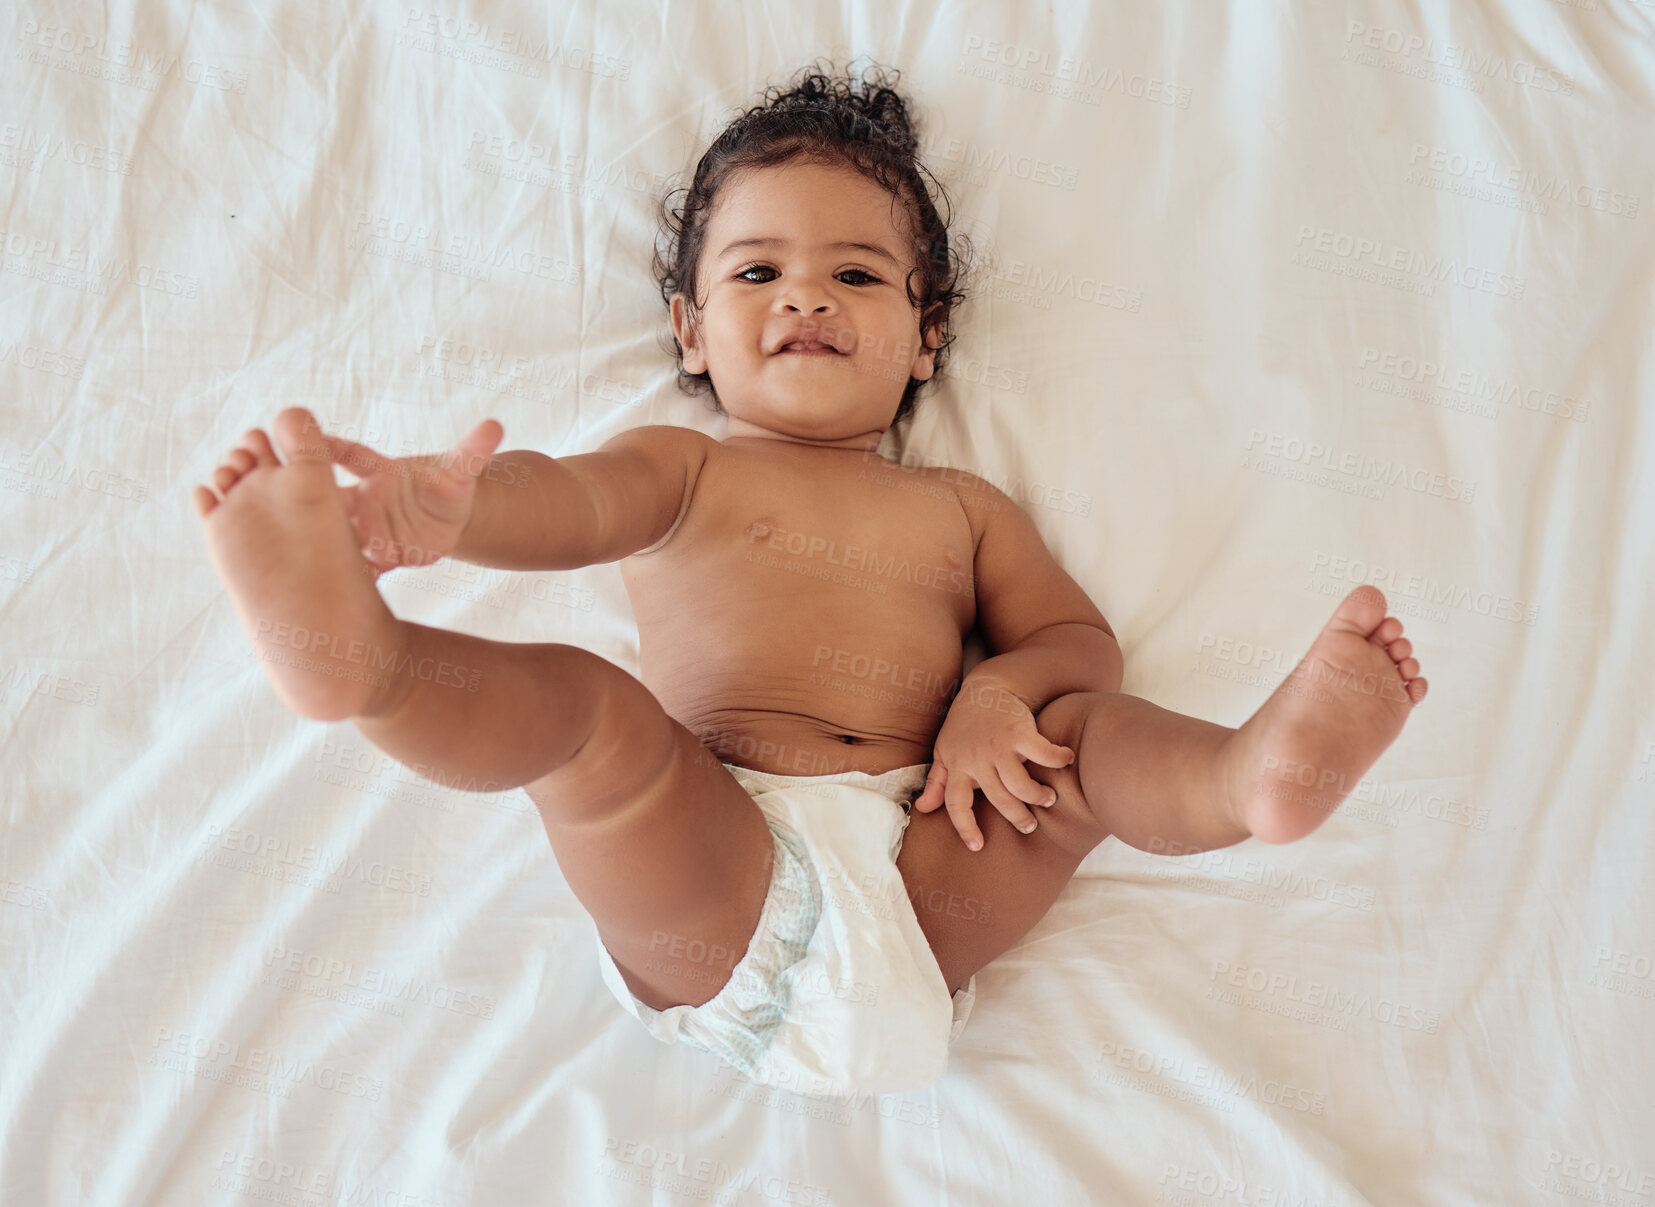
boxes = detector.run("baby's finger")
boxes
[997,755,1058,808]
[341,485,366,535]
[944,772,985,852]
[912,762,947,814]
[361,542,401,571]
[327,435,394,479]
[978,768,1041,834]
[1018,733,1075,770]
[442,418,505,478]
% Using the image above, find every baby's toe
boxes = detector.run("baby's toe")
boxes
[1375,616,1403,644]
[212,464,242,494]
[1335,586,1388,634]
[1407,677,1428,704]
[1386,637,1412,663]
[272,408,331,461]
[191,484,220,517]
[242,429,279,466]
[225,447,256,475]
[1398,657,1419,679]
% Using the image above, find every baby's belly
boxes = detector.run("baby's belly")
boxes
[690,706,938,778]
[629,582,967,779]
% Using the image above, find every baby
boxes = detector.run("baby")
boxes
[191,63,1426,1096]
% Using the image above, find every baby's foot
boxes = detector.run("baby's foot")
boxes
[1223,587,1428,843]
[193,408,411,722]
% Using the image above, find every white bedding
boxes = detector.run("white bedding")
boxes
[4,1,1654,1203]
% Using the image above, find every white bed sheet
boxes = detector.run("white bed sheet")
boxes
[3,1,1654,1203]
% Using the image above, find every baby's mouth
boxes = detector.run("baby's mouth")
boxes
[773,326,849,355]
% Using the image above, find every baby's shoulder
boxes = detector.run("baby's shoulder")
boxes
[899,462,1017,549]
[916,462,1011,508]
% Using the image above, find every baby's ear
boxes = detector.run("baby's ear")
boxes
[669,293,708,374]
[911,311,943,381]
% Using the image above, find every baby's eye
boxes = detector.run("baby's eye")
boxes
[732,265,880,285]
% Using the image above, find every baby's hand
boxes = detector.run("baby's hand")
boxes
[326,419,505,575]
[911,678,1074,851]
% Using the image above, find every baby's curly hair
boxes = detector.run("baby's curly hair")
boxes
[653,57,970,427]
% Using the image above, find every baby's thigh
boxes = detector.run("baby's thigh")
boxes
[896,698,1110,994]
[524,673,775,1012]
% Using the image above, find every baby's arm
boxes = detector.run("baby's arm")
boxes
[454,424,711,571]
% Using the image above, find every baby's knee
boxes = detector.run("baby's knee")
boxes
[1034,691,1105,751]
[1027,692,1112,854]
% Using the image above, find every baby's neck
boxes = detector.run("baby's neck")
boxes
[721,418,888,453]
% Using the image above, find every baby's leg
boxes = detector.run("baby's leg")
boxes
[194,409,776,1011]
[1049,585,1426,852]
[899,587,1426,993]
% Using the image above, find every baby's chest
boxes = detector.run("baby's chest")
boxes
[727,493,976,631]
[732,457,971,561]
[738,504,966,570]
[623,457,980,641]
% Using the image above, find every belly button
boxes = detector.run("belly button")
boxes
[746,520,772,542]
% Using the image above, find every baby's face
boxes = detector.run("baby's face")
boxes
[671,160,938,448]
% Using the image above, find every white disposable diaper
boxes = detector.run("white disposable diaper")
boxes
[593,761,977,1097]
